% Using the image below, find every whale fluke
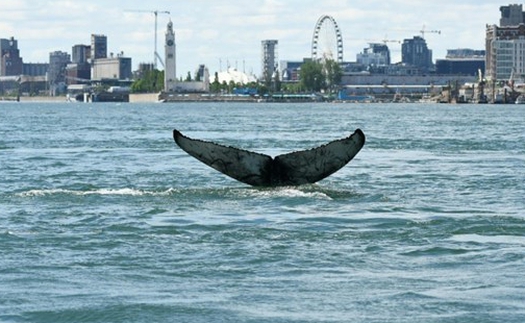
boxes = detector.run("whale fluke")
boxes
[173,129,365,187]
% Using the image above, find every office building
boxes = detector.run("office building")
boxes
[401,36,433,73]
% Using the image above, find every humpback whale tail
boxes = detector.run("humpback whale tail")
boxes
[173,129,365,187]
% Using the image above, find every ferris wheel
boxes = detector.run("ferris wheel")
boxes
[311,15,344,63]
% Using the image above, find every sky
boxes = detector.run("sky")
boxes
[1,0,508,78]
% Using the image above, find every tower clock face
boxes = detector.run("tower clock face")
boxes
[167,39,174,46]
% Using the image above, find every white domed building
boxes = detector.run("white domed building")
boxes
[213,68,257,84]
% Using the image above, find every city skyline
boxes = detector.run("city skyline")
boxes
[1,0,508,77]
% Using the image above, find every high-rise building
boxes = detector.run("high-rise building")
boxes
[499,4,525,26]
[164,20,176,92]
[261,40,278,84]
[0,37,23,76]
[91,34,107,60]
[485,24,525,81]
[401,36,433,73]
[486,4,525,81]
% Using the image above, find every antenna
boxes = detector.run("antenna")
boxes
[125,9,170,69]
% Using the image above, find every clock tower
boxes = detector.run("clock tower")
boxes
[164,20,176,92]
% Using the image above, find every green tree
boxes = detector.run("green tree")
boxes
[185,71,192,82]
[228,80,236,93]
[299,61,325,92]
[210,72,221,93]
[131,69,164,93]
[323,59,342,93]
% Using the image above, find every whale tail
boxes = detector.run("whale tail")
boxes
[173,129,365,187]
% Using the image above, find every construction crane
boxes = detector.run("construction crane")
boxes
[364,37,401,45]
[125,9,170,69]
[420,25,441,39]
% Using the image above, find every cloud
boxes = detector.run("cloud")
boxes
[0,0,508,76]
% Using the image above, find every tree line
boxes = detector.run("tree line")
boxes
[131,59,342,95]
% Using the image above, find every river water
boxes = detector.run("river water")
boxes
[1,102,524,322]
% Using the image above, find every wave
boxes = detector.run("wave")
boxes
[246,186,334,200]
[449,234,525,245]
[16,187,177,197]
[15,185,359,201]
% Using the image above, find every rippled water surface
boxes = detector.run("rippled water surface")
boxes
[1,102,524,322]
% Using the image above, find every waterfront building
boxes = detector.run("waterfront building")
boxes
[66,62,91,84]
[435,49,485,76]
[485,4,525,81]
[261,40,278,85]
[164,20,176,92]
[72,44,91,64]
[356,43,391,67]
[91,34,107,60]
[214,67,256,84]
[48,51,71,95]
[485,24,525,81]
[0,37,23,76]
[401,36,433,73]
[91,54,132,80]
[446,49,485,58]
[68,44,92,84]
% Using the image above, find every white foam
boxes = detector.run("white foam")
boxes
[248,187,333,200]
[450,234,525,245]
[16,187,177,197]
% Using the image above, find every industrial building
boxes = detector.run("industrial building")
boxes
[91,34,107,60]
[0,37,23,76]
[48,51,70,95]
[23,63,48,76]
[91,55,132,81]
